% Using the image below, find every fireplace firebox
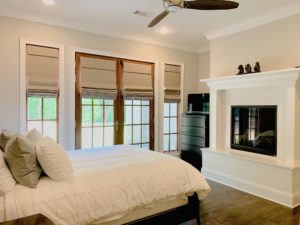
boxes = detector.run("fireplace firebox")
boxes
[231,106,277,156]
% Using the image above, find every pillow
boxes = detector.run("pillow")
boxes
[36,137,73,182]
[0,130,16,152]
[5,136,42,188]
[25,129,43,144]
[0,151,16,195]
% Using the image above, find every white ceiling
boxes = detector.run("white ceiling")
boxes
[0,0,299,52]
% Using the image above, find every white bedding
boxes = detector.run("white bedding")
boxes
[3,145,210,225]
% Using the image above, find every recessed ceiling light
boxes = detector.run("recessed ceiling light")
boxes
[43,0,55,6]
[158,26,172,35]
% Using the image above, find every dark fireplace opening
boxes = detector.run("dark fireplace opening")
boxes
[231,106,277,156]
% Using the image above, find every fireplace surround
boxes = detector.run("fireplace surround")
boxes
[201,68,300,208]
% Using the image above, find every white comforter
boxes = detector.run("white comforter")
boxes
[3,145,210,225]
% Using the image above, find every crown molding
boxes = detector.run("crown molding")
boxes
[205,2,300,40]
[0,5,199,53]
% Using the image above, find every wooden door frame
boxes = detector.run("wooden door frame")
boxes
[75,52,155,150]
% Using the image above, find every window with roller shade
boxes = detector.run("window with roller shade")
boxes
[26,44,59,142]
[75,53,154,150]
[163,64,181,152]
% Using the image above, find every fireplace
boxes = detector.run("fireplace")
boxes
[231,106,277,156]
[201,68,300,207]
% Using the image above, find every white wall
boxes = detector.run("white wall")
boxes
[198,51,210,93]
[0,16,200,150]
[210,13,300,77]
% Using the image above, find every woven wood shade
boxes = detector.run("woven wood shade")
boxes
[26,45,59,96]
[80,56,117,99]
[164,64,181,102]
[122,61,153,100]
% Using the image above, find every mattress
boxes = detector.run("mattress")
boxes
[3,145,210,225]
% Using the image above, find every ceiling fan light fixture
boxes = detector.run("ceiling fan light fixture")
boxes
[149,0,239,28]
[163,0,183,12]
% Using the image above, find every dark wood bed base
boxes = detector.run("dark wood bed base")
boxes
[124,193,201,225]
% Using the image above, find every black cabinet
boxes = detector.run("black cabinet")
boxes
[180,113,209,171]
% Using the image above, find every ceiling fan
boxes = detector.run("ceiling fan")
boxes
[148,0,239,27]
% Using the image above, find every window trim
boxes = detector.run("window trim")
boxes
[20,38,64,144]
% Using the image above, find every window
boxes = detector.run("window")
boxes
[124,100,150,149]
[26,44,60,141]
[27,96,58,141]
[81,98,114,148]
[75,53,154,150]
[164,102,179,151]
[163,64,181,152]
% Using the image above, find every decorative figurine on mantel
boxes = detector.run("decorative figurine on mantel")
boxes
[236,62,262,75]
[254,62,261,73]
[245,64,252,74]
[237,65,244,75]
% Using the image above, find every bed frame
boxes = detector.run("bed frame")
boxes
[124,193,201,225]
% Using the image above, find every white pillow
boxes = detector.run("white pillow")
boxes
[25,129,43,144]
[0,151,16,195]
[36,137,73,182]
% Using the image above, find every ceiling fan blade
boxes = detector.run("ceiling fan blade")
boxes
[184,0,239,10]
[148,10,169,27]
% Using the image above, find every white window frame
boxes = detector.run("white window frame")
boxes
[20,38,65,144]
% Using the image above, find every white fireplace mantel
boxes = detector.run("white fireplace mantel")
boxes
[202,68,300,90]
[200,68,300,208]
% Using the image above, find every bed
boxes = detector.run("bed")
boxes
[2,145,210,225]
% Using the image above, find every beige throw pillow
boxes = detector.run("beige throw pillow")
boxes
[0,130,16,152]
[0,151,16,195]
[5,136,42,188]
[36,137,73,182]
[25,129,43,144]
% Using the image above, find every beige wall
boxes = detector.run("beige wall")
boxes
[198,51,210,93]
[0,16,199,149]
[210,13,300,77]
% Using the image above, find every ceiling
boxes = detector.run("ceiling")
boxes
[0,0,299,52]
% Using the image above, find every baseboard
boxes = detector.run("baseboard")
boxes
[202,167,296,208]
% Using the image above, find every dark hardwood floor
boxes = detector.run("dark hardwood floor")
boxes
[183,180,300,225]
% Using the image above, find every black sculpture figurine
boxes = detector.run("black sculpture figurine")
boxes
[245,64,252,74]
[237,65,244,75]
[254,62,261,73]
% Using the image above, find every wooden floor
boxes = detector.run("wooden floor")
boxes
[183,180,300,225]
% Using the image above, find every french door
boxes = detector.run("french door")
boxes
[75,53,154,150]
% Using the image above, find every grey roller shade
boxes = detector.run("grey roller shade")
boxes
[122,61,154,100]
[26,45,59,96]
[80,56,117,99]
[164,64,181,102]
